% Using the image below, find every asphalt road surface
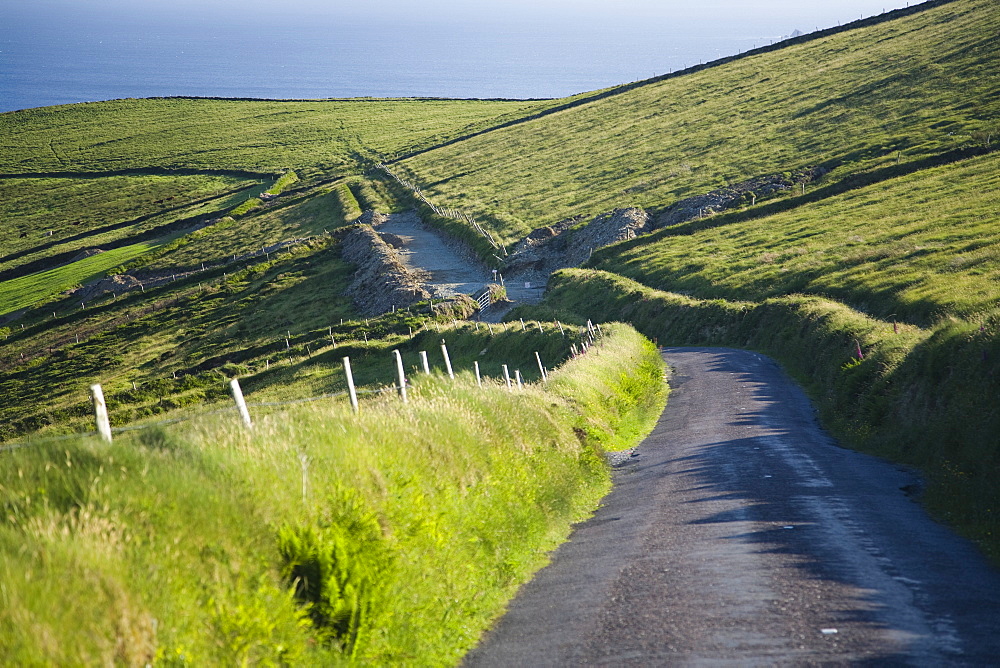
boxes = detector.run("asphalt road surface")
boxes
[465,347,1000,666]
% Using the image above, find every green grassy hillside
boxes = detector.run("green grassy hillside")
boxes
[1,0,999,660]
[395,0,998,241]
[593,150,1000,326]
[0,97,558,177]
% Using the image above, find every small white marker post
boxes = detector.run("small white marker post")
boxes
[515,369,523,389]
[89,384,112,443]
[343,357,359,413]
[535,352,548,382]
[419,351,431,374]
[536,321,543,334]
[393,350,409,403]
[520,318,526,331]
[474,361,482,387]
[502,364,512,390]
[229,378,253,429]
[441,340,454,379]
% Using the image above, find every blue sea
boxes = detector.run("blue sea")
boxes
[1,2,912,113]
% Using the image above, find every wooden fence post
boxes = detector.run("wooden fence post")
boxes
[229,378,253,429]
[420,350,430,374]
[343,357,359,413]
[515,369,523,389]
[502,364,512,390]
[441,340,454,379]
[89,384,112,443]
[394,350,408,403]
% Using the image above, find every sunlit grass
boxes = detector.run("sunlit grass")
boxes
[396,0,998,241]
[0,236,177,315]
[0,323,663,664]
[591,151,1000,326]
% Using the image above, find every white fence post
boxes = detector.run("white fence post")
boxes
[229,378,253,429]
[515,369,524,389]
[502,364,512,390]
[394,350,408,403]
[535,352,548,382]
[441,340,454,379]
[343,357,359,413]
[474,361,482,387]
[420,350,431,374]
[89,384,112,443]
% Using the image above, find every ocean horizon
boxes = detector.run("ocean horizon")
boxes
[1,2,913,113]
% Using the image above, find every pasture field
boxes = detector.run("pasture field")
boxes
[395,0,999,242]
[591,151,1000,326]
[0,97,561,178]
[1,0,999,661]
[0,173,260,277]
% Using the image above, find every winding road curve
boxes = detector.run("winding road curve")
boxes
[465,347,1000,666]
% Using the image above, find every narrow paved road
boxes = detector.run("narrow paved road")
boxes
[465,347,1000,666]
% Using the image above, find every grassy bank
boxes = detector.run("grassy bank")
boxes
[522,268,999,561]
[0,323,665,664]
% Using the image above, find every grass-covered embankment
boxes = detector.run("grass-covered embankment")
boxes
[0,322,665,665]
[525,269,999,561]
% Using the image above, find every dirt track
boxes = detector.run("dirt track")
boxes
[376,211,488,299]
[465,348,1000,666]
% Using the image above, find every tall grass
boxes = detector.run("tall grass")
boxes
[0,323,665,664]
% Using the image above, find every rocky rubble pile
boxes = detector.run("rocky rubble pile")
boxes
[357,209,390,227]
[654,167,825,228]
[504,208,650,278]
[69,273,144,303]
[565,208,651,266]
[340,225,431,316]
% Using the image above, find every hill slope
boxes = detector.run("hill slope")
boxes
[395,0,997,241]
[0,0,999,660]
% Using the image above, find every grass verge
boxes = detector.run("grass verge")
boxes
[0,322,665,664]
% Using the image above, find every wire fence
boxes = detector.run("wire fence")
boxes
[3,321,605,453]
[376,163,507,256]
